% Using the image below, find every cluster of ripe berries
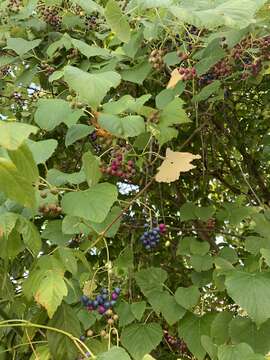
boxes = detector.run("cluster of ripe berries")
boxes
[149,49,165,70]
[101,152,135,181]
[80,287,121,315]
[163,330,189,354]
[199,59,232,85]
[178,67,197,81]
[140,223,166,250]
[38,2,62,29]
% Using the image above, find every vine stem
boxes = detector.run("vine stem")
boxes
[0,320,96,359]
[84,179,155,254]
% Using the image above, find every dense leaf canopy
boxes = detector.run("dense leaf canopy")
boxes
[1,0,270,359]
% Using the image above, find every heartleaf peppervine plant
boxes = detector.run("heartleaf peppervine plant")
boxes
[1,0,270,359]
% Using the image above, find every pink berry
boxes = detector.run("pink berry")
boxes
[98,305,106,314]
[159,223,166,233]
[111,292,118,300]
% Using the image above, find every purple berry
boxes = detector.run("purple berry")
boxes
[114,287,121,295]
[98,305,106,314]
[87,304,94,311]
[96,295,104,304]
[111,292,118,300]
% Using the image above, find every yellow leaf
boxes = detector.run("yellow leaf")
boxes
[143,355,156,360]
[167,68,183,89]
[83,279,97,297]
[155,148,201,183]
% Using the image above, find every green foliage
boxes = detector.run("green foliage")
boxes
[1,0,270,359]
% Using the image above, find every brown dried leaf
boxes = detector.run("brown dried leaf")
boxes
[155,148,201,183]
[167,68,183,89]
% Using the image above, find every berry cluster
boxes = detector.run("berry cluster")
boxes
[140,223,166,250]
[80,287,121,315]
[68,233,84,248]
[206,218,216,231]
[179,67,197,81]
[40,62,55,76]
[12,92,25,107]
[101,151,136,181]
[79,308,118,341]
[149,49,165,70]
[0,66,10,78]
[38,203,62,217]
[163,330,189,354]
[38,3,62,29]
[89,131,98,142]
[84,15,98,30]
[7,0,22,12]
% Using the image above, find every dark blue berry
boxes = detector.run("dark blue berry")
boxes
[81,295,89,305]
[102,293,108,300]
[80,335,86,341]
[96,295,104,304]
[104,301,110,309]
[114,287,121,294]
[87,299,93,307]
[110,300,116,307]
[101,288,108,294]
[93,300,98,308]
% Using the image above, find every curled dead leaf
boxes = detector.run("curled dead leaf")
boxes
[90,111,113,138]
[155,148,201,183]
[167,68,183,89]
